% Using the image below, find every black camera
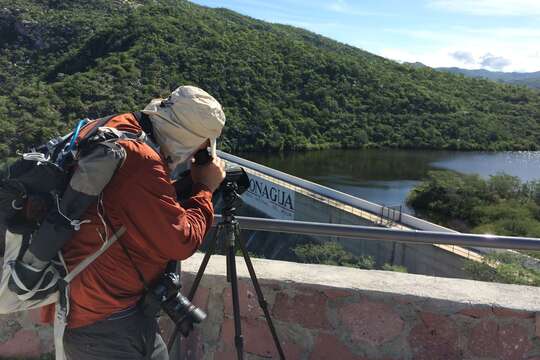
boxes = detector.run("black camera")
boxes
[142,272,207,337]
[174,149,250,201]
[217,166,249,195]
[192,148,249,195]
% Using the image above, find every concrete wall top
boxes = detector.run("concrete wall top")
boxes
[182,253,540,312]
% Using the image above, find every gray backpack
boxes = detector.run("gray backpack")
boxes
[0,114,149,359]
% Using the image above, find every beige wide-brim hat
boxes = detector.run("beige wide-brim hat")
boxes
[142,86,226,170]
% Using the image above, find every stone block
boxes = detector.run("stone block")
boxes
[272,291,331,329]
[323,288,352,300]
[223,281,264,319]
[213,343,237,360]
[536,313,540,339]
[492,307,534,319]
[220,317,303,359]
[392,296,414,305]
[498,323,533,360]
[457,307,493,319]
[338,299,404,346]
[468,320,499,358]
[469,320,533,360]
[408,312,461,360]
[310,333,366,360]
[0,329,42,358]
[0,317,22,343]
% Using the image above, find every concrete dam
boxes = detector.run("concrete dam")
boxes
[219,151,482,279]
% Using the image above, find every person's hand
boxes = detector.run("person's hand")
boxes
[190,157,226,192]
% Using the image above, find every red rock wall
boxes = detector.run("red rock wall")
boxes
[177,275,540,360]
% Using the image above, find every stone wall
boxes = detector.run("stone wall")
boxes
[1,253,540,359]
[178,254,540,360]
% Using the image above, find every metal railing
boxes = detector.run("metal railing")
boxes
[214,215,540,251]
[379,205,403,226]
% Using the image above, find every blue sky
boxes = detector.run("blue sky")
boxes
[190,0,540,73]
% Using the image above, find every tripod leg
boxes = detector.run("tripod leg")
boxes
[236,227,286,360]
[227,237,244,360]
[169,227,221,352]
[226,249,231,283]
[188,225,220,301]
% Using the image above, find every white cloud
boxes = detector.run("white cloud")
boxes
[380,25,540,72]
[428,0,540,16]
[450,51,476,64]
[447,51,514,71]
[479,53,511,70]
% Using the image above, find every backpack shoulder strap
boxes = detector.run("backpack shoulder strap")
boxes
[83,114,116,136]
[132,112,156,143]
[76,115,117,148]
[63,225,126,284]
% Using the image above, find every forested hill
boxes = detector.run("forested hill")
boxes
[1,0,540,160]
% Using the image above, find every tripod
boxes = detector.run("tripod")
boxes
[187,183,286,360]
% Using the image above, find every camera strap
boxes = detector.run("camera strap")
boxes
[102,214,150,292]
[117,238,150,292]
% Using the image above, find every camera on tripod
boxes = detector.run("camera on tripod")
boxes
[185,151,286,359]
[195,148,249,194]
[215,166,250,203]
[174,149,250,202]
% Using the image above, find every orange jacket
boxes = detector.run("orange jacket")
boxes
[42,113,213,328]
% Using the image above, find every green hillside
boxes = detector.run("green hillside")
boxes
[1,0,540,160]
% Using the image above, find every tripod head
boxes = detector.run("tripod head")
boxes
[216,167,250,219]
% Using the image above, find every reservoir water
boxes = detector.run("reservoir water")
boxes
[241,150,540,213]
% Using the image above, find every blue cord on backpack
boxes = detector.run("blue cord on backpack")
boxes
[68,119,88,152]
[57,119,88,167]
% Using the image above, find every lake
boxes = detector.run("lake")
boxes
[241,149,540,213]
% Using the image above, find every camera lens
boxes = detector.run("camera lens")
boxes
[175,293,207,324]
[161,291,207,338]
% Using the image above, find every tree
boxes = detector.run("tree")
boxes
[293,242,374,269]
